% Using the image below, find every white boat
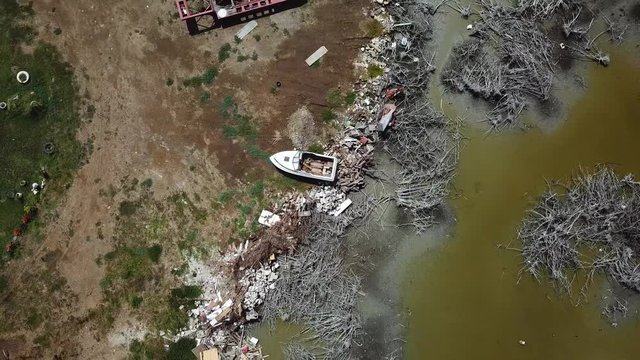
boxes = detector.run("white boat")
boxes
[269,151,338,182]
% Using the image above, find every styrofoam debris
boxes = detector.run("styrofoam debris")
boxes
[331,199,353,216]
[258,209,281,227]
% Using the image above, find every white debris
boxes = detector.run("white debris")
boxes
[331,199,353,216]
[236,20,258,40]
[309,187,348,214]
[258,209,281,227]
[240,262,280,318]
[305,46,328,66]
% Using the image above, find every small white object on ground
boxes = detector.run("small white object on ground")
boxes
[331,199,353,216]
[258,209,281,227]
[236,20,258,40]
[519,340,526,345]
[305,46,328,66]
[17,71,30,84]
[0,102,7,110]
[248,337,259,346]
[466,24,473,30]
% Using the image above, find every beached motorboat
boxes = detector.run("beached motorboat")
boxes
[269,151,338,182]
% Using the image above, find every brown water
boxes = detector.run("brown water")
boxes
[403,42,640,360]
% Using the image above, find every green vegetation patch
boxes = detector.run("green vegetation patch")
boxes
[325,88,359,110]
[344,91,357,105]
[326,88,344,107]
[182,67,219,87]
[128,336,196,360]
[128,336,165,360]
[218,43,232,62]
[321,110,337,123]
[219,96,269,160]
[307,143,324,154]
[367,64,384,78]
[0,1,82,260]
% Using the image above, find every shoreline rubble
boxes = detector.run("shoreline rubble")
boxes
[180,1,453,358]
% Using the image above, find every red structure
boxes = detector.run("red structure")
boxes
[176,0,289,23]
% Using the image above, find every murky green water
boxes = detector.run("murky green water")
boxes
[404,42,640,360]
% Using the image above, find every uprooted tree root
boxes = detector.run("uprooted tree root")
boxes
[517,167,640,299]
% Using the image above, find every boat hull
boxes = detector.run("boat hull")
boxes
[269,151,337,182]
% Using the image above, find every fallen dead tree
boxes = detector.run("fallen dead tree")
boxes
[517,167,640,298]
[387,103,459,232]
[382,0,460,232]
[441,0,628,128]
[442,0,555,128]
[283,344,318,360]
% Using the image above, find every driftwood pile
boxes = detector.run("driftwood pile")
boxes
[331,144,374,192]
[235,212,310,270]
[442,0,555,128]
[261,212,363,360]
[441,0,628,129]
[382,0,459,232]
[518,167,640,298]
[282,343,318,360]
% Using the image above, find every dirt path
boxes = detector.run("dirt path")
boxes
[2,0,371,357]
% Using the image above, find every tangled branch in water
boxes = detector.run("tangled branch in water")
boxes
[518,167,640,297]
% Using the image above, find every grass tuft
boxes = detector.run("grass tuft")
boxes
[367,64,384,78]
[365,19,384,38]
[218,43,232,62]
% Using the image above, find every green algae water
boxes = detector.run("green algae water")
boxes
[403,45,640,359]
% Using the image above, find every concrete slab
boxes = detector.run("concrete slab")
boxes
[305,46,328,66]
[236,20,258,40]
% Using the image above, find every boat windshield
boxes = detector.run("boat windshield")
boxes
[292,152,302,170]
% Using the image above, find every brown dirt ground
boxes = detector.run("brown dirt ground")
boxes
[1,0,371,358]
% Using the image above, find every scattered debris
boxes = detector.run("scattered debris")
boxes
[305,46,328,66]
[240,262,280,320]
[195,347,219,360]
[309,187,347,214]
